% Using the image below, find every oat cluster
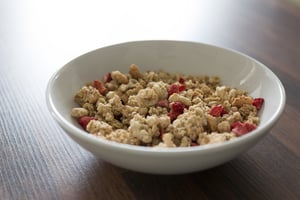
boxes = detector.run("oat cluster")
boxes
[71,64,264,147]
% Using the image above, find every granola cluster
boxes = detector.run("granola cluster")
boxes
[71,64,264,147]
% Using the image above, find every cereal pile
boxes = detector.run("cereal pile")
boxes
[71,64,264,147]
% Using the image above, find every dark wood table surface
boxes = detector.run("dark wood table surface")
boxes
[1,0,299,199]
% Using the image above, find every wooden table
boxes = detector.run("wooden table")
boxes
[1,0,299,199]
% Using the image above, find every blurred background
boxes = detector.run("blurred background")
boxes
[1,0,299,78]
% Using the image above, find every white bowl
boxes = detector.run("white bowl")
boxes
[46,40,285,174]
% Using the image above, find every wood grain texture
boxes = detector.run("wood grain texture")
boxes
[1,0,299,199]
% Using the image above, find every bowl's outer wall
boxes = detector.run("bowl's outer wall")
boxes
[47,40,285,174]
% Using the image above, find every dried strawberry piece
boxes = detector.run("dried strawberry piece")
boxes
[179,84,186,92]
[168,101,185,122]
[103,73,112,83]
[157,99,169,108]
[231,121,256,136]
[167,83,186,96]
[179,77,185,84]
[94,80,107,95]
[191,142,199,146]
[244,122,256,132]
[209,105,227,117]
[78,116,97,130]
[168,84,180,96]
[168,111,181,122]
[170,101,185,113]
[252,98,264,110]
[159,128,166,139]
[231,121,248,136]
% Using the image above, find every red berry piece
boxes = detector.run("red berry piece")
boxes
[252,98,264,110]
[78,116,97,130]
[191,142,199,147]
[231,121,256,136]
[167,84,180,96]
[209,105,227,117]
[94,80,107,95]
[103,73,112,83]
[157,99,169,108]
[244,122,256,132]
[179,77,185,84]
[168,111,181,122]
[168,101,186,122]
[178,84,186,92]
[170,101,185,113]
[159,128,166,139]
[167,83,186,96]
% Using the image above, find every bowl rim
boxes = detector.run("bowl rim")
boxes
[45,40,286,154]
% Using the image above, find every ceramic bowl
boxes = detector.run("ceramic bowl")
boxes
[46,40,285,174]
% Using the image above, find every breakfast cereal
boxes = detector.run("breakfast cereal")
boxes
[71,64,264,147]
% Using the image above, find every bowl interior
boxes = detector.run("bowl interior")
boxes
[47,40,285,151]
